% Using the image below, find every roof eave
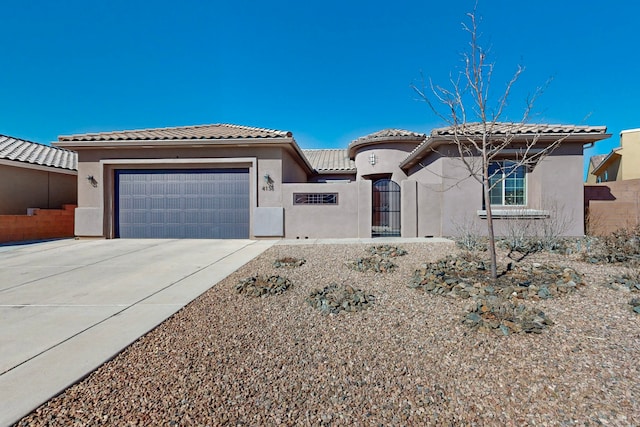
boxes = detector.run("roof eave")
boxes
[0,158,77,174]
[400,132,612,171]
[53,136,293,149]
[54,136,315,175]
[314,169,357,175]
[286,139,315,176]
[591,148,622,176]
[347,135,425,159]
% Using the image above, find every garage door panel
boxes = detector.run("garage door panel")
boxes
[131,197,147,210]
[150,196,165,209]
[184,196,201,210]
[116,169,249,239]
[166,196,181,209]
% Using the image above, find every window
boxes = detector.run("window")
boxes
[293,193,338,205]
[488,161,526,206]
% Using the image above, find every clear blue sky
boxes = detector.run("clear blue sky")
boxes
[0,0,636,167]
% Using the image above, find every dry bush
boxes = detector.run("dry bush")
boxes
[583,225,640,264]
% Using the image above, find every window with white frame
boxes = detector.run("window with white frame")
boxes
[487,161,527,206]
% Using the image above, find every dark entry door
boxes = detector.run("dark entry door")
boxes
[115,169,250,239]
[372,179,401,237]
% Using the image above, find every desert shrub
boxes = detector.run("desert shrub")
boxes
[582,225,640,264]
[451,216,487,252]
[497,236,570,255]
[455,233,488,252]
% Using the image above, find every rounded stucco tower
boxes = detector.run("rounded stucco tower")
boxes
[347,129,426,182]
[348,129,426,237]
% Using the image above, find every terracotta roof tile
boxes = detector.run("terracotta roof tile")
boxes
[432,122,608,136]
[58,123,292,142]
[401,122,610,169]
[589,154,607,169]
[353,128,426,142]
[347,128,426,158]
[0,135,77,170]
[303,149,356,172]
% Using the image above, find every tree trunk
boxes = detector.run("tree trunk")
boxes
[483,158,498,279]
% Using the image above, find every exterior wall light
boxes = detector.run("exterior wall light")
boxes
[369,152,377,165]
[87,175,98,187]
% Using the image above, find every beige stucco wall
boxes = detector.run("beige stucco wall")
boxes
[0,163,77,215]
[408,142,586,237]
[281,150,309,183]
[354,142,418,182]
[401,180,417,237]
[417,182,443,237]
[621,130,640,180]
[599,156,622,182]
[73,145,299,238]
[282,182,365,238]
[589,130,640,183]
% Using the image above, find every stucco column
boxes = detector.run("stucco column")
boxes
[401,180,418,237]
[357,180,372,238]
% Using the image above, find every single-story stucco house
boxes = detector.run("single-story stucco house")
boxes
[0,134,77,215]
[53,123,610,240]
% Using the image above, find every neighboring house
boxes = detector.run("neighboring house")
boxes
[588,128,640,183]
[585,128,640,234]
[0,134,77,214]
[586,154,607,184]
[54,123,609,240]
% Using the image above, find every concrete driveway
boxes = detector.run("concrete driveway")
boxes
[0,238,274,426]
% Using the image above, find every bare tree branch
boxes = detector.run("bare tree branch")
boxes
[415,8,575,279]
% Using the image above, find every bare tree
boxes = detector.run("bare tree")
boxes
[412,9,571,279]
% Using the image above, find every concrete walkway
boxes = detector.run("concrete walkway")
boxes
[275,236,452,245]
[0,238,274,427]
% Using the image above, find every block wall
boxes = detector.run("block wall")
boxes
[584,180,640,235]
[0,204,76,244]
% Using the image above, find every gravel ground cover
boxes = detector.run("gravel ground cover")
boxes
[17,242,640,426]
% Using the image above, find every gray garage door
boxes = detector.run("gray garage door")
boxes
[115,169,249,239]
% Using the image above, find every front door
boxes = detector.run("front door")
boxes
[372,179,401,237]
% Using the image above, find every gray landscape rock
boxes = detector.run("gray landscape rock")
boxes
[236,275,292,297]
[307,283,375,314]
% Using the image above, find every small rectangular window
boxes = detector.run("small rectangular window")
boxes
[293,193,338,205]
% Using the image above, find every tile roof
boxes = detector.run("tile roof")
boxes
[591,148,622,175]
[353,128,427,142]
[0,135,77,171]
[432,123,608,136]
[401,122,610,169]
[303,149,356,172]
[58,123,293,142]
[589,154,608,169]
[347,128,426,158]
